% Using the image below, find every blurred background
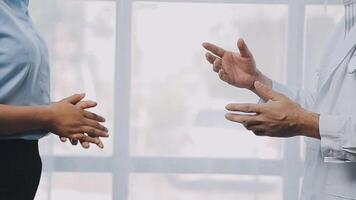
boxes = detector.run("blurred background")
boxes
[28,0,344,200]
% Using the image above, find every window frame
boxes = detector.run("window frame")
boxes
[41,0,343,200]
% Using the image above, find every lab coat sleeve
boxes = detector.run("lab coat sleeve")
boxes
[319,115,356,162]
[269,83,356,162]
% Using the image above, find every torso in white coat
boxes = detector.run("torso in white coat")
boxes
[301,18,356,200]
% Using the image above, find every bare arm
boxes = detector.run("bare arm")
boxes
[0,94,109,147]
[0,105,51,136]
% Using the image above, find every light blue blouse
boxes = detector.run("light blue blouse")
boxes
[0,0,50,140]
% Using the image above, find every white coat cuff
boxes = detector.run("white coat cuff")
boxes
[320,114,356,162]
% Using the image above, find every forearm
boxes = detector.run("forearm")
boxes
[0,105,51,136]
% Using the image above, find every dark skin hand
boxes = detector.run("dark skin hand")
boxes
[0,93,109,147]
[47,94,109,147]
[60,100,105,149]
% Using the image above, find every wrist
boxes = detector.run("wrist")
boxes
[37,105,55,131]
[298,109,320,139]
[251,70,272,96]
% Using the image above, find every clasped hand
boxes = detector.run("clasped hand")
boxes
[48,93,109,149]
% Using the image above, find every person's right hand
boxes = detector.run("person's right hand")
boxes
[203,38,262,91]
[59,100,104,149]
[46,93,109,147]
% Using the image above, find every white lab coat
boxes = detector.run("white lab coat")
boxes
[273,17,356,200]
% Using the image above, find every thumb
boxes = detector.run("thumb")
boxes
[237,38,252,58]
[254,81,282,101]
[62,93,85,104]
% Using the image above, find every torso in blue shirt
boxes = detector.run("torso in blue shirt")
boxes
[0,0,50,140]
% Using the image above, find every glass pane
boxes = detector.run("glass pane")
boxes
[30,0,116,156]
[51,173,111,200]
[304,5,344,92]
[129,174,282,200]
[131,3,288,158]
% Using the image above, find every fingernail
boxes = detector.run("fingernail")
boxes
[225,104,231,110]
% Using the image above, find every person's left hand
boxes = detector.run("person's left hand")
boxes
[59,100,104,149]
[225,81,320,138]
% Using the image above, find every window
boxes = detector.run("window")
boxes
[29,0,344,200]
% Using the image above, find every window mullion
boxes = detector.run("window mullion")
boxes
[113,0,132,200]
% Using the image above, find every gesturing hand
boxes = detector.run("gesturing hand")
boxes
[202,39,260,90]
[47,93,109,148]
[225,82,320,138]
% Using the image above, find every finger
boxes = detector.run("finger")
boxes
[83,111,106,122]
[75,100,97,109]
[213,58,222,73]
[92,137,104,149]
[226,103,264,113]
[84,119,109,132]
[254,81,284,101]
[80,140,90,149]
[205,52,218,64]
[218,69,228,82]
[71,134,103,147]
[60,137,67,142]
[237,38,253,58]
[80,126,109,138]
[243,120,263,129]
[70,138,78,145]
[61,93,85,104]
[202,42,226,57]
[98,139,104,149]
[225,113,255,123]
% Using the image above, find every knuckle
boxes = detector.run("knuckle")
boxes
[277,113,287,121]
[86,128,95,135]
[94,122,101,128]
[93,113,99,119]
[79,118,86,124]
